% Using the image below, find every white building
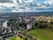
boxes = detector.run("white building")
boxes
[2,20,8,28]
[27,23,32,30]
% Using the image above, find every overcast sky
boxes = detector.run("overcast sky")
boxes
[0,0,53,12]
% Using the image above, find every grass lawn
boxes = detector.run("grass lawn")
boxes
[10,36,23,40]
[29,29,53,40]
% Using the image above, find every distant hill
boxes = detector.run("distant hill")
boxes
[0,12,53,17]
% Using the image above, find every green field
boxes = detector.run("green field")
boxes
[10,36,23,40]
[29,29,53,40]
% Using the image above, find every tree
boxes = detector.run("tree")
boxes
[38,21,48,29]
[7,19,16,26]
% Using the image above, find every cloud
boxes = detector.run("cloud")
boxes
[0,0,13,3]
[0,3,12,12]
[0,0,53,12]
[44,0,53,4]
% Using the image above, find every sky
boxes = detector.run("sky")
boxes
[0,0,53,12]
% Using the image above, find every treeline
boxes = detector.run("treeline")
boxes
[32,21,53,31]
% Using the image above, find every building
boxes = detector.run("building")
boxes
[27,23,32,30]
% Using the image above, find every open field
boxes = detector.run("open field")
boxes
[29,29,53,40]
[10,36,23,40]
